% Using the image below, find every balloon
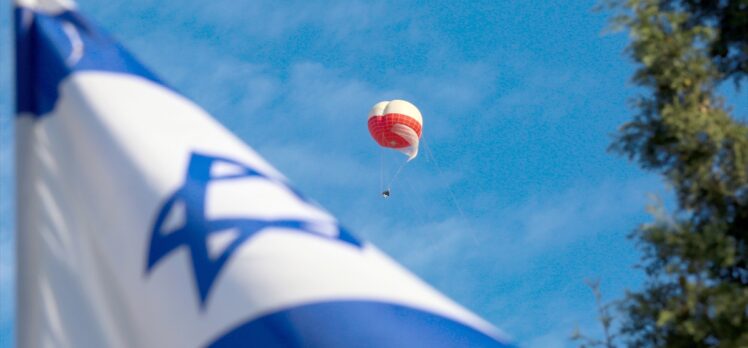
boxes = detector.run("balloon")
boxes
[367,100,423,161]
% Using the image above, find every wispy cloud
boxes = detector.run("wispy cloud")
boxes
[492,65,602,124]
[369,176,661,277]
[343,176,661,346]
[284,62,399,122]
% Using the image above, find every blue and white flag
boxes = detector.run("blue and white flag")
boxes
[15,1,512,347]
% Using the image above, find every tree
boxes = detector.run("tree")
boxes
[662,0,747,81]
[586,0,748,346]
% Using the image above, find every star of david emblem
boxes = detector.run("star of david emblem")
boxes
[145,152,361,307]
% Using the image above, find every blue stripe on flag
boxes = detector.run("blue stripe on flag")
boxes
[208,300,512,348]
[15,7,163,117]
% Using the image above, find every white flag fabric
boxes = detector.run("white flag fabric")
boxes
[15,1,513,347]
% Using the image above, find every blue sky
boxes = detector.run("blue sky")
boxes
[1,0,722,347]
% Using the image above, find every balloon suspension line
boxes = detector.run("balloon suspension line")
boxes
[381,158,409,198]
[379,146,410,198]
[380,149,384,192]
[422,139,479,246]
[386,161,408,191]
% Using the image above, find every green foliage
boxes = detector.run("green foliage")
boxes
[580,0,748,346]
[662,0,748,81]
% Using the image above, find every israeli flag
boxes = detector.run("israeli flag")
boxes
[15,0,512,347]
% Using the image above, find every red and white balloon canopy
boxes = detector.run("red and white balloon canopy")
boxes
[367,100,423,161]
